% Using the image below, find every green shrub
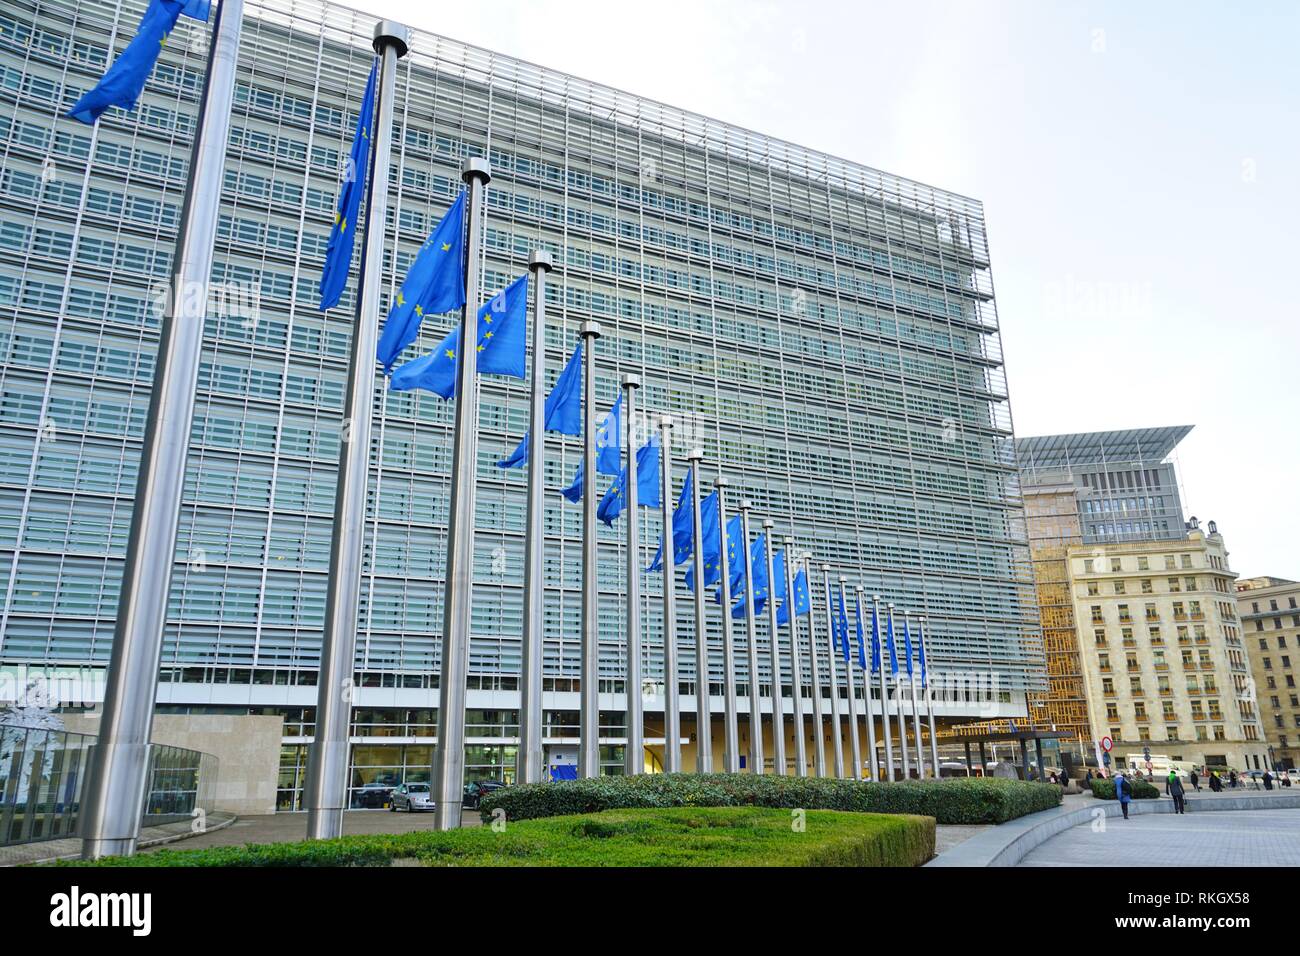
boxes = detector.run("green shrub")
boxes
[54,807,934,868]
[478,772,1061,825]
[1089,777,1160,800]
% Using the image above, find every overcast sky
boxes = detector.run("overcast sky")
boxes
[380,0,1299,578]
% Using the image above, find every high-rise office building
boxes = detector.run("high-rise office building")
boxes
[1236,576,1300,771]
[0,0,1038,806]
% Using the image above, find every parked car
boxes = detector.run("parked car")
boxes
[463,780,507,809]
[388,782,433,812]
[354,783,395,809]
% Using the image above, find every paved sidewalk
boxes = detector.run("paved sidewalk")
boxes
[139,808,482,853]
[1,811,237,866]
[1019,808,1300,867]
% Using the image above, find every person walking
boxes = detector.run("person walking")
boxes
[1263,770,1274,791]
[1115,771,1133,819]
[1166,770,1186,814]
[1189,767,1200,792]
[1282,771,1292,789]
[1229,770,1238,789]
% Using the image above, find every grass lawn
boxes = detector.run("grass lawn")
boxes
[60,806,935,868]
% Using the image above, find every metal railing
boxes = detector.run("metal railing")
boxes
[0,723,218,848]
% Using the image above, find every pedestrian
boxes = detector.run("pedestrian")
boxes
[1115,771,1133,819]
[1086,768,1095,783]
[1263,770,1273,791]
[1229,770,1238,789]
[1166,770,1186,814]
[1282,771,1292,788]
[1048,771,1057,784]
[1189,767,1200,792]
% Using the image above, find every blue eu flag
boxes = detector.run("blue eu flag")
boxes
[389,273,528,398]
[776,566,810,626]
[181,0,211,19]
[918,620,929,689]
[902,616,915,678]
[498,342,583,469]
[318,61,377,311]
[67,0,188,124]
[596,437,660,525]
[836,586,850,662]
[376,191,467,371]
[885,608,900,676]
[723,525,763,616]
[560,392,623,502]
[684,490,721,592]
[870,599,882,674]
[648,471,693,573]
[736,546,786,620]
[853,592,867,670]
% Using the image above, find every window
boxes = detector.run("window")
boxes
[1111,558,1123,572]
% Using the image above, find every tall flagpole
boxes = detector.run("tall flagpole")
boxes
[763,523,786,775]
[715,478,740,773]
[839,577,861,780]
[891,602,911,780]
[783,538,806,777]
[857,586,879,781]
[688,449,711,772]
[658,416,680,774]
[621,375,642,775]
[577,320,603,779]
[431,155,492,829]
[907,610,926,780]
[516,250,552,786]
[79,0,248,860]
[922,616,940,777]
[802,553,826,778]
[877,595,895,782]
[738,502,764,774]
[821,566,845,778]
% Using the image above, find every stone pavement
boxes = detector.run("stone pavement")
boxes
[1019,808,1300,867]
[1,811,237,866]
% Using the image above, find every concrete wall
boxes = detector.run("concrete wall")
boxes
[64,713,283,816]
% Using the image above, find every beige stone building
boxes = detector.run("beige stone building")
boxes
[1236,576,1300,771]
[1066,524,1268,772]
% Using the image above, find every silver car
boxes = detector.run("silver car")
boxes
[388,782,433,812]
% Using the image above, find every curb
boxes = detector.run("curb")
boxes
[927,793,1300,867]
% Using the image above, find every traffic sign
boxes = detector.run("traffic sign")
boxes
[1100,736,1113,753]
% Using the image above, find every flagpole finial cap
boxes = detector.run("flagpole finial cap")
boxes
[621,373,641,390]
[687,447,704,462]
[762,518,774,529]
[801,551,812,561]
[887,602,895,609]
[738,499,752,511]
[855,585,865,593]
[820,564,831,572]
[873,593,882,602]
[580,320,602,339]
[838,575,847,584]
[373,20,411,57]
[919,616,927,623]
[462,157,492,184]
[528,250,553,272]
[714,477,730,489]
[659,414,673,429]
[784,536,795,546]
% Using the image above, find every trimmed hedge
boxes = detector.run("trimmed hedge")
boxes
[54,807,934,868]
[1089,777,1161,800]
[478,773,1061,825]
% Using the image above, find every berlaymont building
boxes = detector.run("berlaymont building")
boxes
[0,0,1039,811]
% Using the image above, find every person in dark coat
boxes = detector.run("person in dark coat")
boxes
[1210,771,1222,792]
[1189,768,1200,792]
[1115,771,1133,819]
[1166,771,1186,814]
[1086,768,1095,783]
[1229,770,1238,788]
[1263,770,1273,791]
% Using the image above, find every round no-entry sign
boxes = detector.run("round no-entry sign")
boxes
[1100,736,1113,752]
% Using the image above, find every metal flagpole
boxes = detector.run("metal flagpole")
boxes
[516,250,552,786]
[577,320,603,779]
[715,478,740,773]
[658,416,680,773]
[877,596,895,782]
[763,523,786,775]
[821,566,845,778]
[784,538,807,777]
[738,502,764,774]
[622,375,642,775]
[857,586,879,782]
[802,553,826,778]
[307,25,409,840]
[891,602,911,780]
[79,0,248,860]
[839,577,861,780]
[687,449,711,773]
[922,617,940,776]
[431,154,492,829]
[907,610,925,780]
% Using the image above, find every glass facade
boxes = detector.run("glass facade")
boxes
[0,0,1039,803]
